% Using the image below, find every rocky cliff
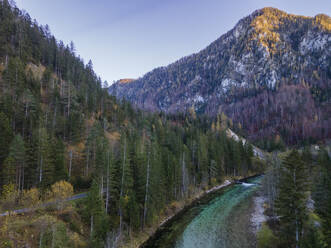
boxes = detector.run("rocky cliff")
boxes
[109,8,331,144]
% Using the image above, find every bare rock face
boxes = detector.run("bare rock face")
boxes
[109,8,331,144]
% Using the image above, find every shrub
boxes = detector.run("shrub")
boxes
[47,181,74,210]
[21,187,40,207]
[257,223,278,248]
[210,177,218,187]
[50,181,74,202]
[0,184,19,210]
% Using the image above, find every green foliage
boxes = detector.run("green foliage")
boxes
[257,223,278,248]
[312,149,331,246]
[256,135,286,152]
[0,2,267,246]
[85,180,109,247]
[39,222,70,248]
[37,127,55,189]
[0,240,14,248]
[263,148,331,248]
[51,222,70,248]
[299,212,327,248]
[2,134,25,189]
[0,112,12,167]
[276,150,309,247]
[51,138,68,182]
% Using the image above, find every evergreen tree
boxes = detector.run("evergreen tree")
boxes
[276,150,309,248]
[50,138,68,182]
[86,180,109,247]
[37,127,54,188]
[2,134,25,190]
[312,149,331,246]
[0,112,12,169]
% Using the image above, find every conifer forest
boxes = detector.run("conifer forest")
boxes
[0,1,330,248]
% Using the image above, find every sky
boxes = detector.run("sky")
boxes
[15,0,331,84]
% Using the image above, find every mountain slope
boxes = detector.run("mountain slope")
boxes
[0,1,265,246]
[109,8,331,145]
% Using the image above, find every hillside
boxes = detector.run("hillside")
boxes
[0,1,264,247]
[109,7,331,145]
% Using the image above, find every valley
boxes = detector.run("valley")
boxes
[0,1,330,248]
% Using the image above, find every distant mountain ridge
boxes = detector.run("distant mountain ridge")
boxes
[109,7,331,144]
[118,78,135,84]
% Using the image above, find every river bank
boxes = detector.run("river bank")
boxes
[137,175,262,248]
[120,174,258,248]
[121,179,233,248]
[251,194,267,233]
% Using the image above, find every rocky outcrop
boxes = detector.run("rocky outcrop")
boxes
[109,8,331,144]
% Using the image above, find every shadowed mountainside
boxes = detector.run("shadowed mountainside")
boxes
[109,8,331,145]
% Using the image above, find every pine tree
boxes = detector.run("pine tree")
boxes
[143,144,151,228]
[276,150,309,248]
[38,127,54,188]
[86,180,109,248]
[24,133,39,188]
[2,134,26,191]
[119,133,133,234]
[313,149,331,246]
[50,138,68,182]
[0,112,12,168]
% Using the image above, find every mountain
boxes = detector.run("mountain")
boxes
[1,2,330,247]
[109,8,331,145]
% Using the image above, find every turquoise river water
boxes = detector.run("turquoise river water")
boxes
[142,177,262,248]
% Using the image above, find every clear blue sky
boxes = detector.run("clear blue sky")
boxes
[16,0,331,84]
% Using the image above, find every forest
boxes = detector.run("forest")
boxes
[0,1,330,248]
[0,1,264,247]
[258,148,331,248]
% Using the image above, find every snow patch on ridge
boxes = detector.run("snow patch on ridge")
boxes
[222,78,238,89]
[234,61,246,74]
[268,70,277,89]
[300,32,330,54]
[194,95,205,103]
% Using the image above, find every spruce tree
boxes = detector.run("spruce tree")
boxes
[86,180,109,247]
[0,112,12,167]
[313,149,331,246]
[276,150,309,248]
[50,138,68,182]
[2,134,26,190]
[37,127,54,188]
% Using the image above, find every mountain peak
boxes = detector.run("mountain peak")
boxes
[314,13,331,31]
[109,8,331,144]
[248,7,330,53]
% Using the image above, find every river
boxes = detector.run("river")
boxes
[141,177,262,248]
